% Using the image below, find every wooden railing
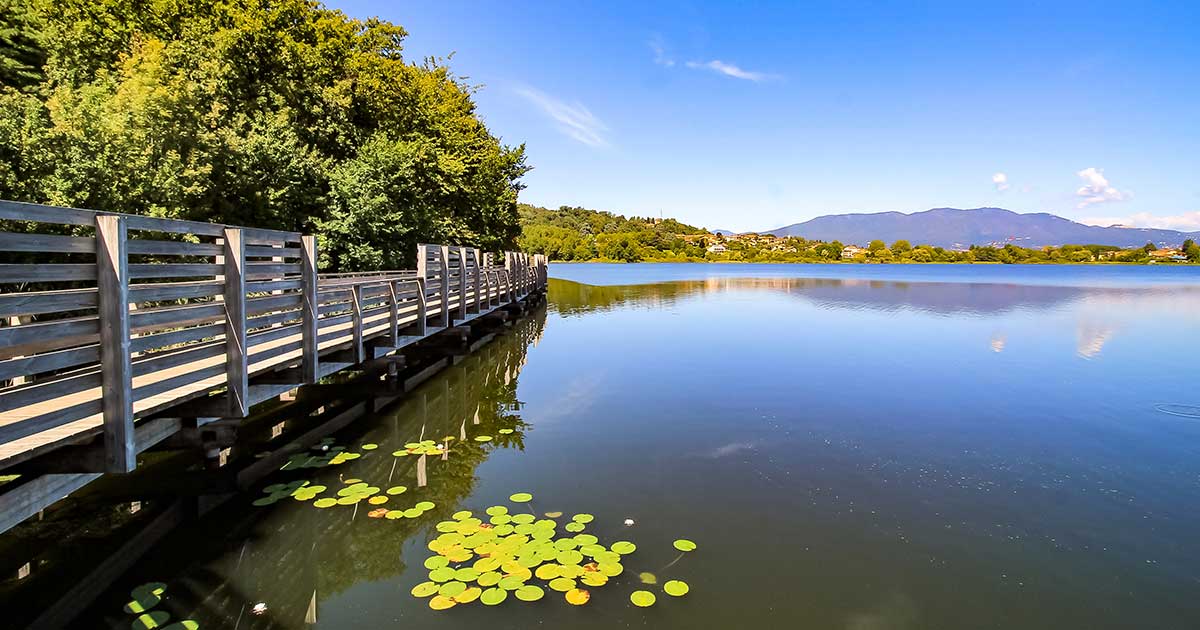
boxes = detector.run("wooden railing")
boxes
[0,200,546,473]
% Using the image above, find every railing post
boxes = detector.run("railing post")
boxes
[438,245,451,326]
[456,246,469,321]
[414,277,427,336]
[301,235,319,382]
[387,280,399,344]
[95,214,135,473]
[222,228,248,417]
[351,283,364,363]
[471,248,482,313]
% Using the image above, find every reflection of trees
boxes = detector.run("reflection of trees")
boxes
[82,311,547,629]
[550,277,1194,317]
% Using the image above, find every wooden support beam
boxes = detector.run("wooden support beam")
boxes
[456,246,469,321]
[414,277,428,336]
[439,245,451,326]
[301,235,319,383]
[223,228,248,418]
[351,283,365,363]
[95,214,135,473]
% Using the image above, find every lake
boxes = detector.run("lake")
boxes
[72,263,1200,628]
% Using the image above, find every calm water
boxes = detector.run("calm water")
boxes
[78,263,1200,629]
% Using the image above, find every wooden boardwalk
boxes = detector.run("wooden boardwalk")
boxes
[0,200,547,478]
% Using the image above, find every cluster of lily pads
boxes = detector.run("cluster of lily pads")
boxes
[279,438,363,471]
[122,582,198,629]
[409,492,698,611]
[393,439,446,457]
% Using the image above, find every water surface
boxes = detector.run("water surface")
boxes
[72,263,1200,629]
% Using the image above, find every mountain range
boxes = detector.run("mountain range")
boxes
[761,208,1199,249]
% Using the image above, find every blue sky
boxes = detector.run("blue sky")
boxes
[328,1,1200,233]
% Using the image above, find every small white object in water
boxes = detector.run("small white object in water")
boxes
[321,445,329,452]
[252,602,268,615]
[624,518,635,526]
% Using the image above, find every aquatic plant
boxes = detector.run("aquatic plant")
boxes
[121,582,199,629]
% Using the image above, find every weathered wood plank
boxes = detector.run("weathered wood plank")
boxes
[0,231,95,253]
[128,263,222,279]
[0,263,95,283]
[0,288,97,319]
[223,228,248,418]
[301,235,319,382]
[95,214,135,473]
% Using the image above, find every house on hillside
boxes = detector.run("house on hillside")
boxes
[1148,248,1186,262]
[707,243,727,253]
[841,245,867,259]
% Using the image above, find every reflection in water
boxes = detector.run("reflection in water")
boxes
[1076,325,1116,359]
[74,312,547,629]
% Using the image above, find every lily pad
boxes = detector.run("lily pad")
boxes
[509,492,533,503]
[663,580,690,596]
[499,575,526,590]
[673,539,697,552]
[544,511,563,518]
[162,622,199,630]
[480,587,508,606]
[499,428,515,434]
[415,501,435,511]
[611,541,637,555]
[477,572,503,587]
[474,436,493,442]
[515,585,545,602]
[123,593,161,614]
[386,485,407,495]
[565,588,591,605]
[428,595,456,610]
[630,590,656,607]
[639,572,657,584]
[564,522,585,533]
[368,496,388,505]
[438,581,467,598]
[411,582,439,597]
[429,567,456,582]
[313,498,337,508]
[361,443,378,450]
[548,577,576,592]
[131,611,170,629]
[571,513,594,524]
[454,587,482,604]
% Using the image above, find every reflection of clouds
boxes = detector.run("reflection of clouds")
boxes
[846,592,919,630]
[989,333,1006,353]
[1076,325,1116,359]
[706,441,757,458]
[533,373,601,423]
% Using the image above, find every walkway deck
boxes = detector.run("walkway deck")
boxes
[0,200,547,475]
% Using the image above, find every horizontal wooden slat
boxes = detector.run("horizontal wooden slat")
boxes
[0,264,95,283]
[128,263,222,279]
[0,231,94,254]
[247,279,302,293]
[129,280,222,303]
[245,263,301,278]
[0,317,99,360]
[246,293,303,316]
[0,344,99,381]
[246,245,301,259]
[124,214,225,237]
[132,342,224,378]
[0,200,98,227]
[131,322,225,354]
[0,288,96,318]
[127,240,222,256]
[246,309,302,331]
[129,303,224,332]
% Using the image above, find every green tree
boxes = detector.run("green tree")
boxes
[891,239,912,255]
[867,239,886,252]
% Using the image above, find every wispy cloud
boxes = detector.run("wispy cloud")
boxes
[685,59,777,82]
[992,172,1010,192]
[514,87,609,147]
[649,36,674,67]
[1079,211,1200,231]
[1075,167,1131,208]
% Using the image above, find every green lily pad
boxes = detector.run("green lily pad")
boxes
[474,435,493,442]
[438,581,467,598]
[664,580,690,596]
[611,541,637,555]
[639,571,657,584]
[404,507,424,518]
[630,590,656,607]
[429,567,456,582]
[162,622,199,630]
[361,443,378,450]
[480,587,508,605]
[123,593,161,614]
[485,505,508,516]
[452,510,473,520]
[251,497,278,507]
[499,428,514,434]
[130,583,166,600]
[498,575,526,590]
[415,501,435,511]
[673,539,697,552]
[509,492,533,503]
[411,581,439,597]
[477,571,503,587]
[424,556,449,570]
[511,513,535,525]
[548,577,576,592]
[454,567,480,582]
[571,513,594,524]
[131,611,170,629]
[556,550,583,565]
[515,584,545,601]
[564,522,584,533]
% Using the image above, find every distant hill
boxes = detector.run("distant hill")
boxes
[711,228,736,236]
[767,207,1200,249]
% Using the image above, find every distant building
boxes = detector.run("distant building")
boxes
[1148,248,1186,261]
[707,243,727,253]
[841,245,867,259]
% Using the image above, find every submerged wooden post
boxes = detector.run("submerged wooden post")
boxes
[301,235,319,382]
[95,214,135,473]
[223,228,248,417]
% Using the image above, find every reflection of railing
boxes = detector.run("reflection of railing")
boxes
[0,199,547,474]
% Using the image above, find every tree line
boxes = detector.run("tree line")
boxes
[0,0,527,270]
[519,204,1200,264]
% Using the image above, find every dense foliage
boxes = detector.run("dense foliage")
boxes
[0,0,527,270]
[520,205,1200,264]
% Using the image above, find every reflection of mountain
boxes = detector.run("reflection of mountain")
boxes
[550,277,1196,318]
[71,311,548,629]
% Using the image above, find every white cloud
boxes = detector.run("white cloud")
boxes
[1079,211,1200,231]
[650,37,674,67]
[685,59,777,81]
[992,172,1009,192]
[1075,167,1131,208]
[514,87,608,148]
